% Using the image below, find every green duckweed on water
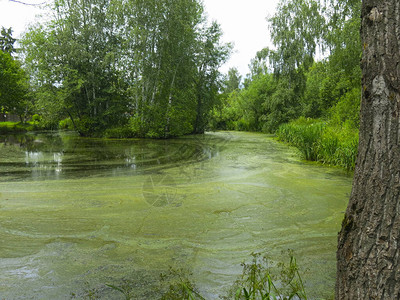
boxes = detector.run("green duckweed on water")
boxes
[0,131,351,299]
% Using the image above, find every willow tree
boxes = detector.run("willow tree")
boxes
[336,1,400,298]
[261,0,325,132]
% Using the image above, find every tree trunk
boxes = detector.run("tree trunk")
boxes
[336,1,400,299]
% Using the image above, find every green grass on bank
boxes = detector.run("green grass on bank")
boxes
[0,121,39,134]
[2,117,359,172]
[276,117,359,171]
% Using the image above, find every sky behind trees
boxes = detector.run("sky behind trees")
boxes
[0,0,277,75]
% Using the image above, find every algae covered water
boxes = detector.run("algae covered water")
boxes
[0,131,351,299]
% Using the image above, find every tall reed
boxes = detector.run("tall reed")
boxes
[276,118,359,171]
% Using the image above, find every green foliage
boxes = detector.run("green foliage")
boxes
[128,115,147,138]
[0,50,29,117]
[59,118,75,130]
[223,67,242,93]
[276,118,324,161]
[302,62,328,118]
[268,0,324,83]
[226,252,307,300]
[22,0,229,138]
[211,0,361,170]
[330,87,360,128]
[210,71,280,132]
[0,27,17,54]
[31,114,40,122]
[276,118,358,171]
[209,90,242,131]
[262,79,301,133]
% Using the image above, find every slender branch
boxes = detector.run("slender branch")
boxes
[9,0,47,6]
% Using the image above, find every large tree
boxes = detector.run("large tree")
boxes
[23,0,228,137]
[336,1,400,298]
[0,50,28,118]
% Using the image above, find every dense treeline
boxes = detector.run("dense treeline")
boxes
[210,0,361,169]
[20,0,230,137]
[2,0,361,164]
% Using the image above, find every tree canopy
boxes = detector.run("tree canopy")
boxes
[0,28,29,119]
[211,0,361,134]
[0,27,17,54]
[22,0,230,137]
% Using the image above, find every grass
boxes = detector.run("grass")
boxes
[276,117,359,171]
[0,121,39,134]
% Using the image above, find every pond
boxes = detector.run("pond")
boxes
[0,131,351,299]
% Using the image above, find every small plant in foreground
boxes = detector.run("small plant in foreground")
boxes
[99,252,307,299]
[159,268,205,300]
[224,251,307,300]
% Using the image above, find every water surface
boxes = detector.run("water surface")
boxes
[0,131,351,299]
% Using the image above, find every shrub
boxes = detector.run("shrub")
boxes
[129,115,147,137]
[59,117,75,130]
[330,87,361,128]
[235,118,251,131]
[31,114,41,122]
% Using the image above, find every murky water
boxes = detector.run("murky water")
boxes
[0,131,351,299]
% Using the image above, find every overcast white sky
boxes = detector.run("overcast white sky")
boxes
[202,0,276,75]
[0,0,277,76]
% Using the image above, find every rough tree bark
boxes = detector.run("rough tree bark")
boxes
[336,0,400,299]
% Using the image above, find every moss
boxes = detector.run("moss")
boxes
[342,214,354,234]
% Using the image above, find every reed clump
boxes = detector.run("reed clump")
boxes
[276,117,358,171]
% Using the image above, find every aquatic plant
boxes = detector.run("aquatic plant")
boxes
[105,252,307,300]
[224,252,307,300]
[276,118,324,161]
[276,117,358,171]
